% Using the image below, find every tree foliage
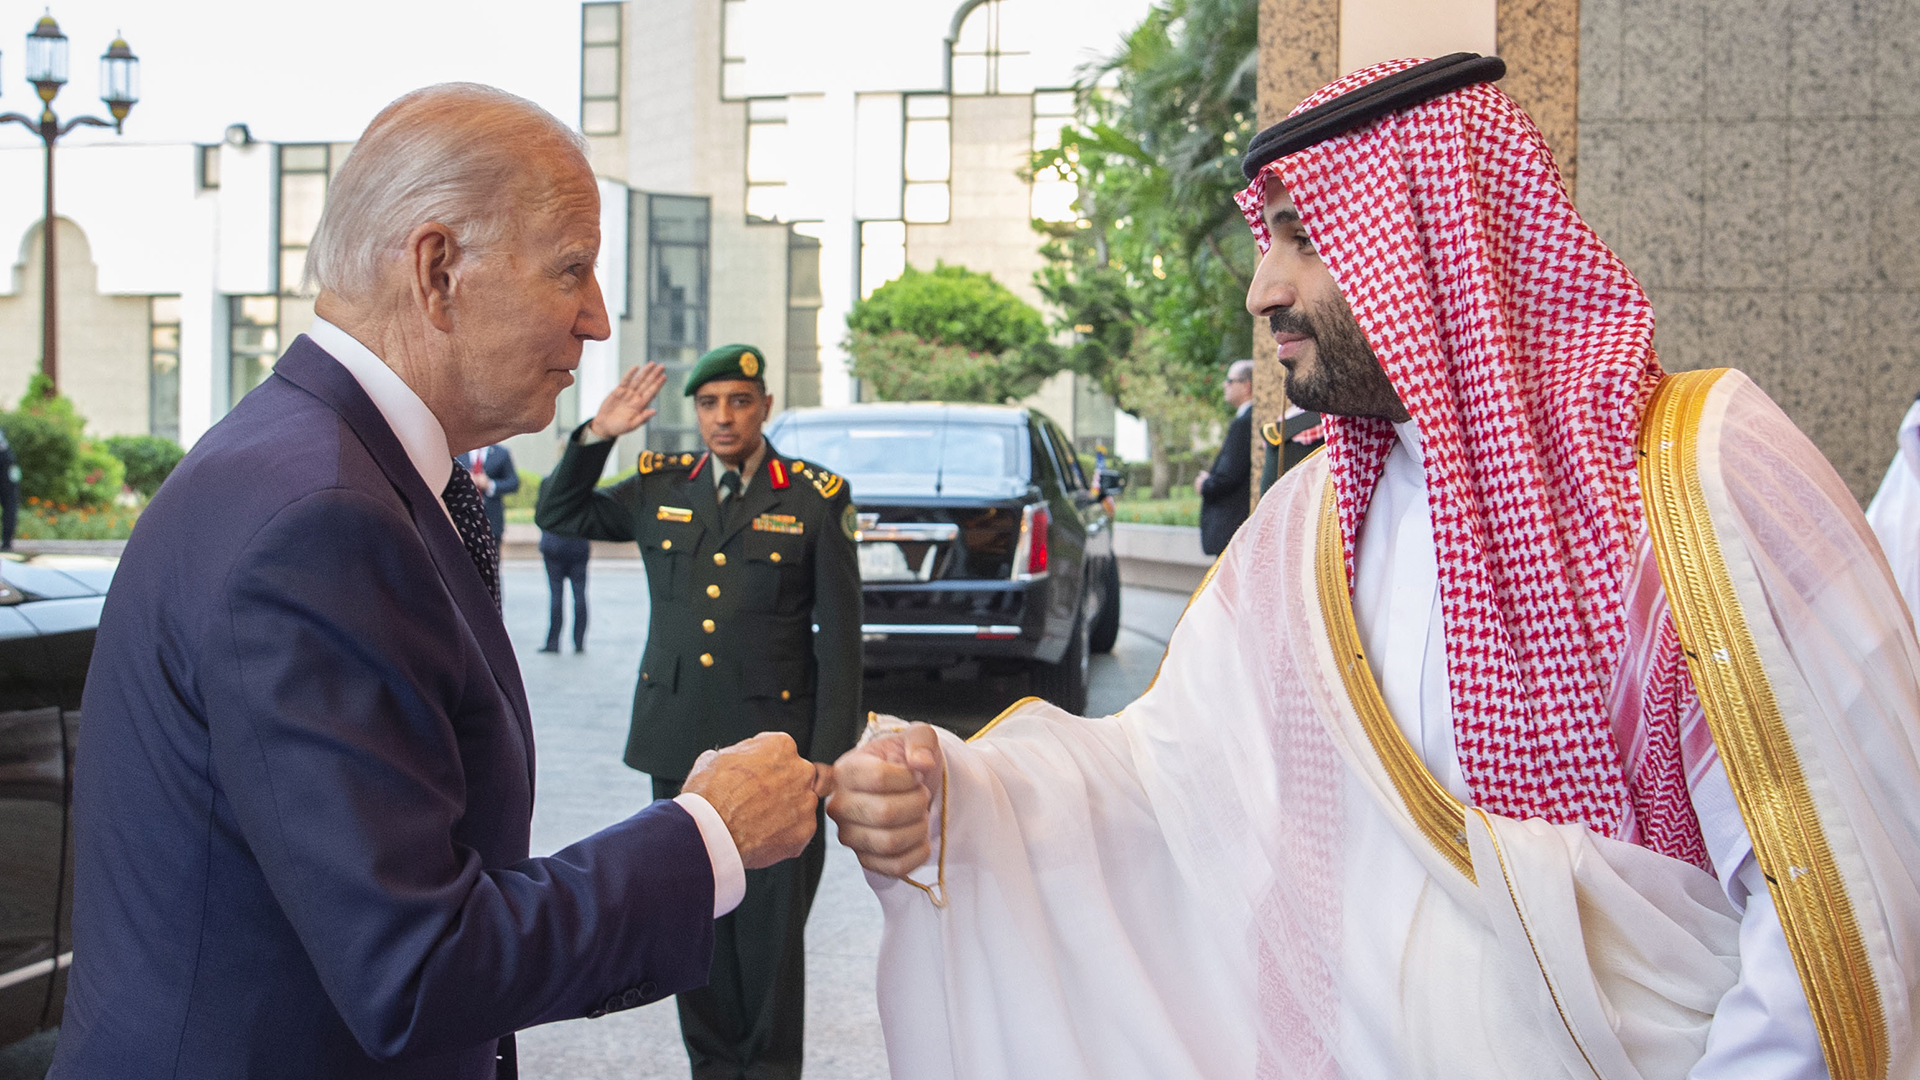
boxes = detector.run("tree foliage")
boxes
[1026,0,1260,492]
[846,263,1058,404]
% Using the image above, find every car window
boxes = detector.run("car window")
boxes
[1047,422,1088,491]
[784,419,1027,497]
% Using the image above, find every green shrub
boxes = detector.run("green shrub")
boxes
[1,407,78,504]
[848,263,1047,355]
[104,434,185,497]
[2,373,123,507]
[501,469,542,511]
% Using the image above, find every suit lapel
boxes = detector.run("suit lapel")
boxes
[270,336,537,785]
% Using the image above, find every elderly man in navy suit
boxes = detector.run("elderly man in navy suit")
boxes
[49,83,825,1080]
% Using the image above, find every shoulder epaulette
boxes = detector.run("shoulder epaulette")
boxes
[1261,421,1284,447]
[788,459,845,500]
[637,449,700,475]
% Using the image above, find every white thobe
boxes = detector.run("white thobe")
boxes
[1349,421,1825,1079]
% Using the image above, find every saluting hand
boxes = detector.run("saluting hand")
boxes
[683,732,821,869]
[826,723,942,879]
[587,362,668,440]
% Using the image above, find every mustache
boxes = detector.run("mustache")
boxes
[1269,310,1316,339]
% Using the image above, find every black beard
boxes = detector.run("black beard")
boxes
[1269,298,1408,423]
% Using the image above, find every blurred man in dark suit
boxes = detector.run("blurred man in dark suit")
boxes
[462,443,519,544]
[50,83,824,1080]
[1195,359,1254,555]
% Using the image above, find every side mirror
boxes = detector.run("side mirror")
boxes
[1094,468,1127,497]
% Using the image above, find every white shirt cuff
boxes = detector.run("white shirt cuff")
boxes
[577,424,611,446]
[673,792,746,917]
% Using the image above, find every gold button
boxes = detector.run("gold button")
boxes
[702,619,715,633]
[781,690,791,701]
[769,551,781,563]
[713,553,727,566]
[699,653,714,667]
[661,539,672,551]
[706,584,721,598]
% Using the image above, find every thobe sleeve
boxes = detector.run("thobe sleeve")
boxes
[1687,759,1827,1080]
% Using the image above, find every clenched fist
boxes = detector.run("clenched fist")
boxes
[682,732,825,869]
[826,722,943,878]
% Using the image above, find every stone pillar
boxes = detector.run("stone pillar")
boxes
[1251,0,1340,505]
[1498,0,1582,197]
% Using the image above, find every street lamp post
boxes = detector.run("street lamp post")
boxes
[0,13,139,395]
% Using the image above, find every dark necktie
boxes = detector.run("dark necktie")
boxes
[719,470,743,525]
[443,463,501,610]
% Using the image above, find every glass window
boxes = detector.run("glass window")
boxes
[903,94,951,224]
[786,225,823,409]
[722,0,748,100]
[197,144,219,190]
[278,144,329,297]
[229,295,280,411]
[859,220,906,299]
[950,0,1031,96]
[746,97,789,223]
[1047,421,1087,489]
[581,2,622,135]
[149,296,181,442]
[647,195,710,452]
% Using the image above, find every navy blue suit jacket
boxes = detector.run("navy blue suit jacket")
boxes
[50,337,715,1079]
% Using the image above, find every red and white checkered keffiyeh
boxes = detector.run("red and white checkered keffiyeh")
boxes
[1237,59,1708,866]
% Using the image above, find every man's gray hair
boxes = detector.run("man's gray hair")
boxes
[304,83,589,301]
[1227,359,1255,381]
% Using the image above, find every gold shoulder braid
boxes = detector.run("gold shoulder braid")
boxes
[1639,369,1886,1080]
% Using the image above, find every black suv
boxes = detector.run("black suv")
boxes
[765,404,1120,712]
[0,554,113,1053]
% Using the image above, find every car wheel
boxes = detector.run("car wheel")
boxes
[1088,558,1121,655]
[1031,603,1090,714]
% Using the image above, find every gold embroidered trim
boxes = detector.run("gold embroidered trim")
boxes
[1639,369,1887,1080]
[1314,480,1475,883]
[967,695,1042,744]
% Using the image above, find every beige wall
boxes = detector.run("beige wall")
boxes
[0,218,150,435]
[905,95,1048,311]
[1578,0,1914,502]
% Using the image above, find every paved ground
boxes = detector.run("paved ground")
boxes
[508,561,1185,1079]
[0,563,1190,1080]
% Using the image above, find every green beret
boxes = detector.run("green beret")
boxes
[683,344,768,395]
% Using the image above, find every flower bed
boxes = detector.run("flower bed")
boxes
[16,496,142,541]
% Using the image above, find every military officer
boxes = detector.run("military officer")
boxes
[536,343,861,1080]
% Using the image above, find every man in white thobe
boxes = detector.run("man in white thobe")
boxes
[827,55,1920,1080]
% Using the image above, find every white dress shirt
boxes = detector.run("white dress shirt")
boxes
[1348,420,1823,1079]
[306,318,745,918]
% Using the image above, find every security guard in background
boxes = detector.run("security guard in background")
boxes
[536,344,861,1080]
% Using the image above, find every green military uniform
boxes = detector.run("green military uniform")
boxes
[535,345,861,1080]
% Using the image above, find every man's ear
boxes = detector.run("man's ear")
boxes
[403,222,459,333]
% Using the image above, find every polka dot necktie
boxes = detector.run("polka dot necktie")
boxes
[443,462,501,610]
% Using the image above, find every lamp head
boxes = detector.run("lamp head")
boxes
[99,34,136,127]
[26,12,67,104]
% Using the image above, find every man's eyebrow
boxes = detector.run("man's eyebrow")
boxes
[1268,209,1300,225]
